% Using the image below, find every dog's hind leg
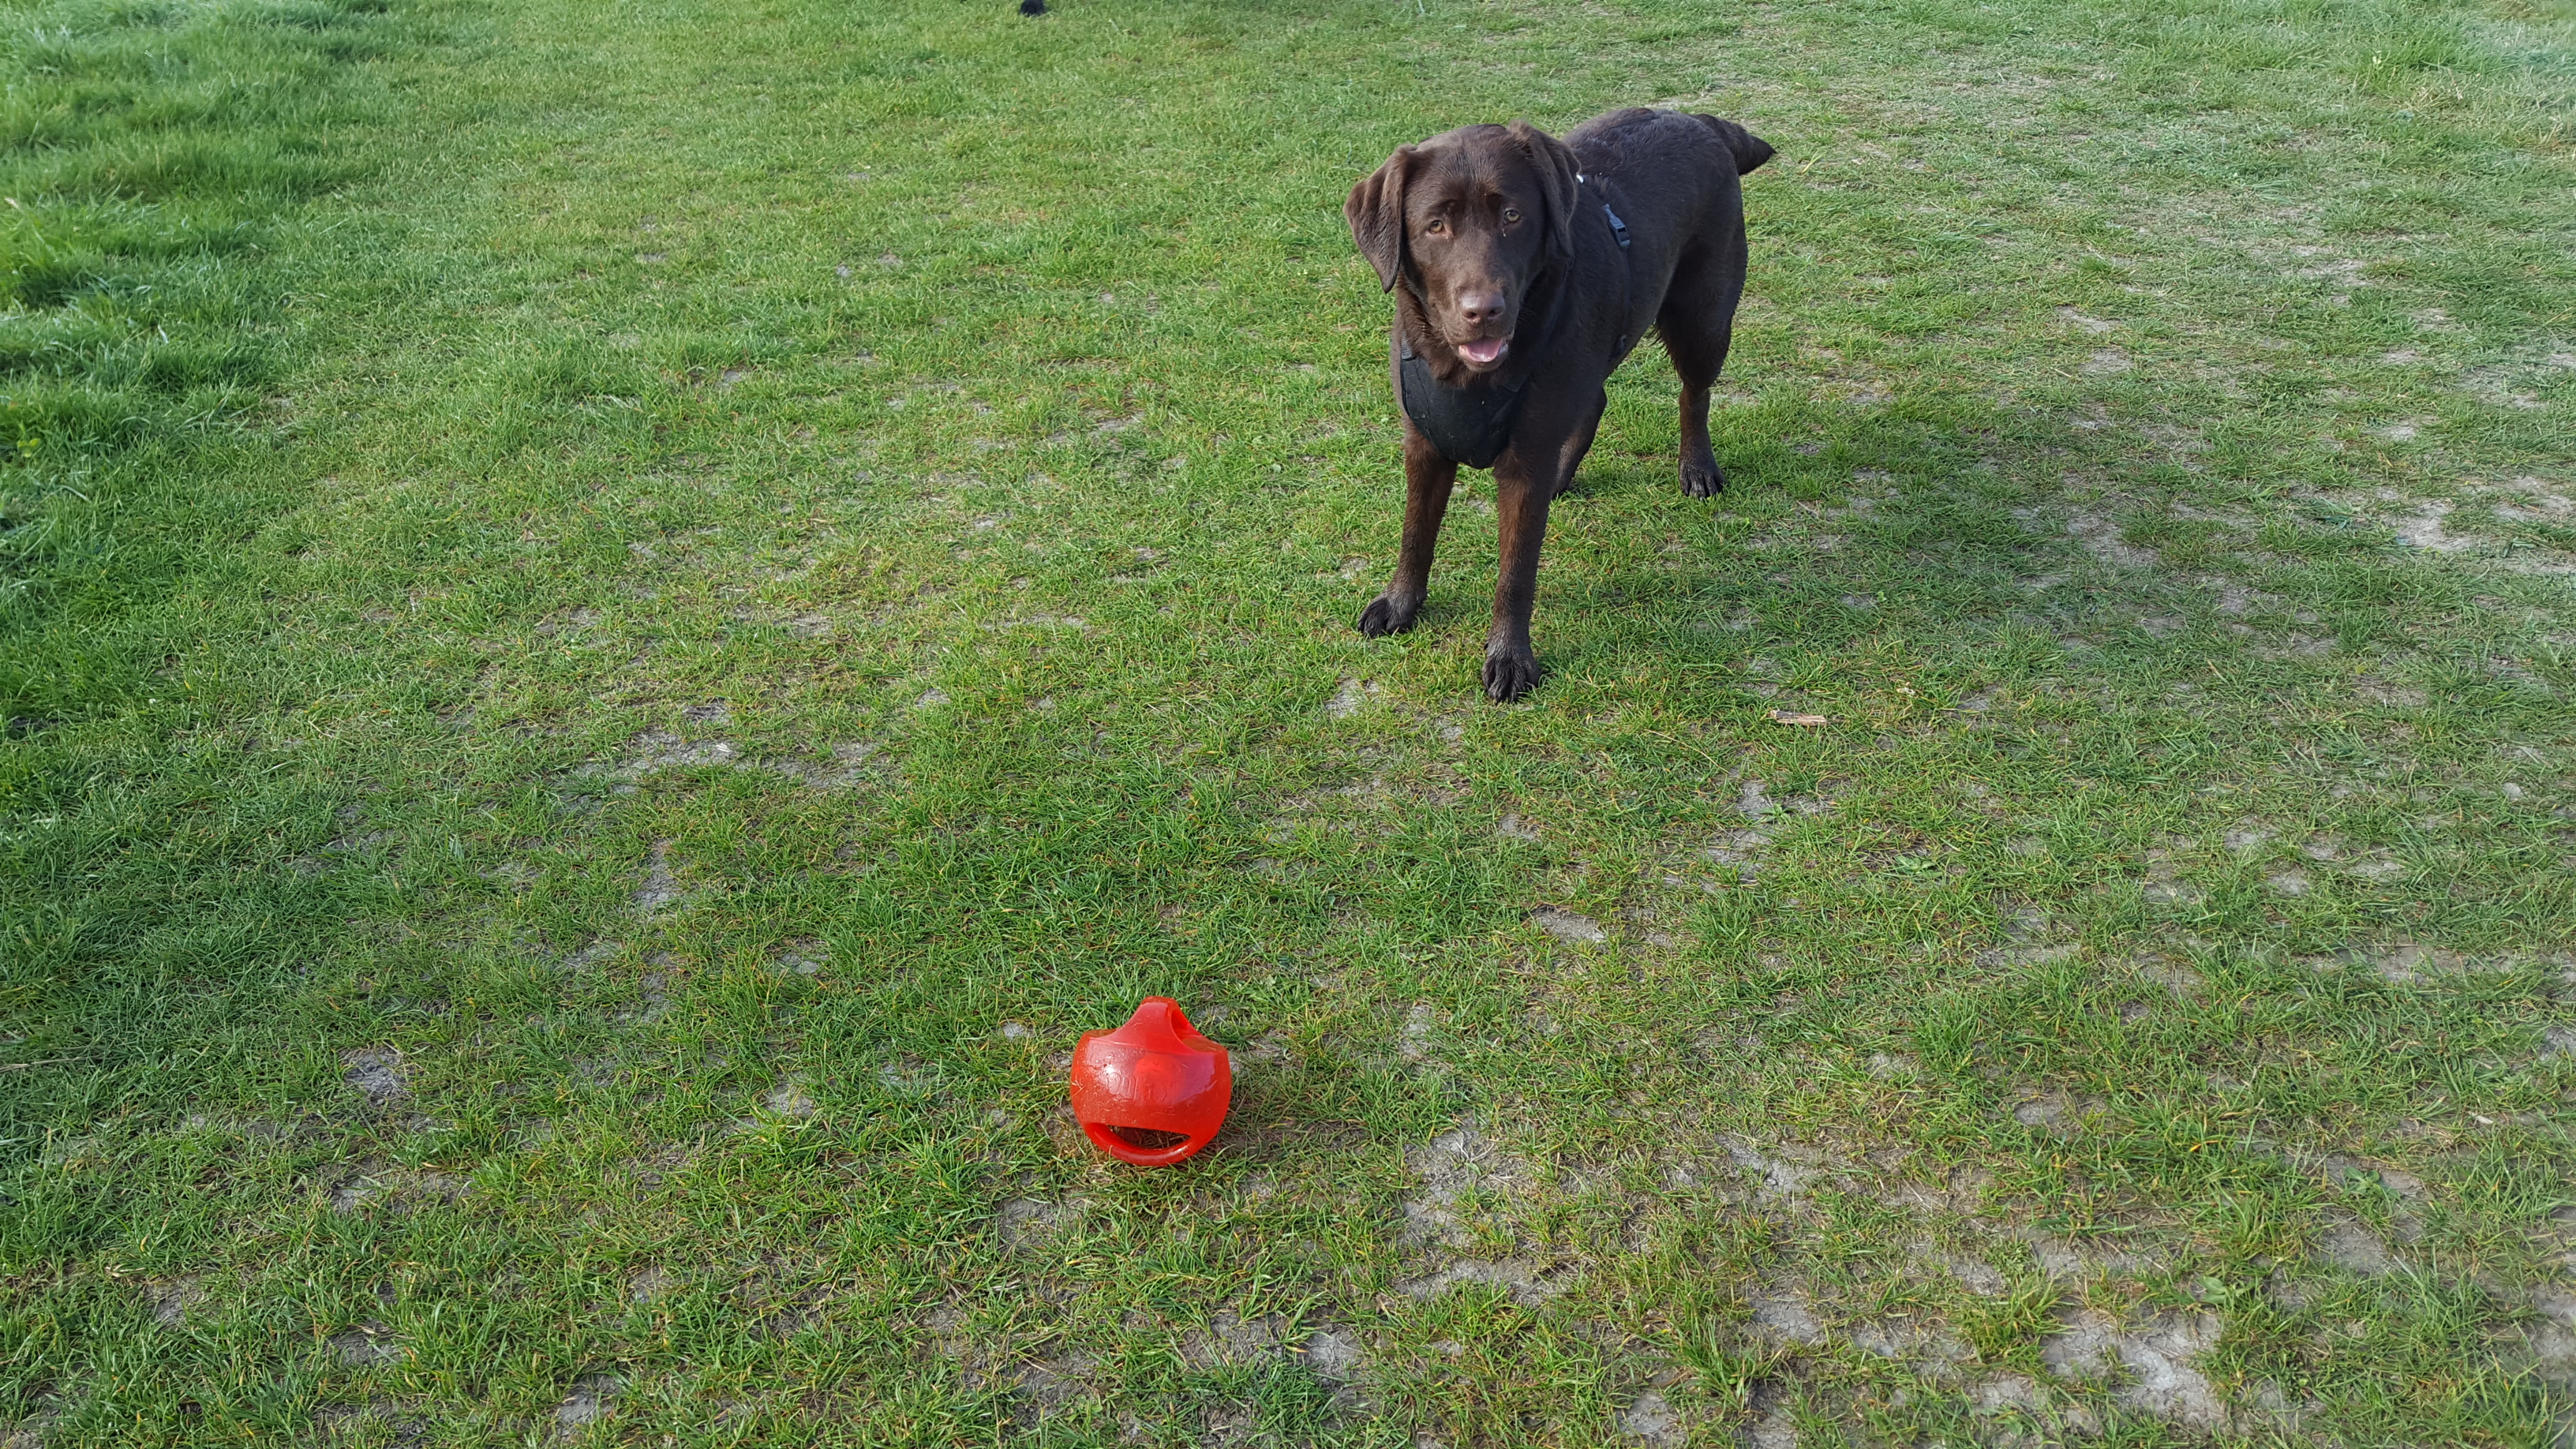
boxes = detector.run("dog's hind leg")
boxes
[1657,245,1745,499]
[1551,388,1608,499]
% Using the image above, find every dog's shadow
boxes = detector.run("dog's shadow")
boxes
[1207,1120,1370,1166]
[1517,388,2232,687]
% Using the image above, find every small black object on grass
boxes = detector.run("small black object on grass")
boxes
[1020,0,1045,13]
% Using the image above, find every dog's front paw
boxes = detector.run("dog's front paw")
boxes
[1482,641,1541,702]
[1680,455,1727,499]
[1357,590,1421,638]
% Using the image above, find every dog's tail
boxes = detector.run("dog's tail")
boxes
[1694,114,1774,175]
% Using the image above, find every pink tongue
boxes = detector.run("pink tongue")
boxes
[1460,338,1507,364]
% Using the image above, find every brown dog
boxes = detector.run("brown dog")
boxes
[1346,108,1771,700]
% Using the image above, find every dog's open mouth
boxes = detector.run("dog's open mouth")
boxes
[1458,336,1509,366]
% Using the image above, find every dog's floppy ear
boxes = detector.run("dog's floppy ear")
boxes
[1346,145,1417,293]
[1507,121,1579,268]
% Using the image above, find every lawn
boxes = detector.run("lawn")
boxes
[2,0,2573,1442]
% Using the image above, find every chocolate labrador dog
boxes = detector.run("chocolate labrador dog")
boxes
[1346,108,1772,700]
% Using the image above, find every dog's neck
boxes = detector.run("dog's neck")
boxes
[1397,265,1564,391]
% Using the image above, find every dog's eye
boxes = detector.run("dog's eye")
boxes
[1503,208,1521,224]
[1425,218,1447,234]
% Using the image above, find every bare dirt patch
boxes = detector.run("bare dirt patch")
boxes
[2040,1309,2226,1429]
[2391,500,2476,552]
[1530,907,1606,943]
[2319,1216,2395,1275]
[1395,1126,1577,1305]
[328,1323,402,1365]
[342,1048,410,1106]
[1397,1002,1439,1065]
[142,1278,204,1327]
[1750,1286,1830,1344]
[2067,509,2156,567]
[554,1375,616,1438]
[329,1163,468,1215]
[995,1197,1069,1251]
[1619,1387,1686,1446]
[2342,942,2535,984]
[1297,1324,1365,1384]
[632,841,682,914]
[764,1080,818,1118]
[2140,842,2205,906]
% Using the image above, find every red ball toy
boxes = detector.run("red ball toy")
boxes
[1068,997,1231,1166]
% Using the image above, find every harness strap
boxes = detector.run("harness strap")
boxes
[1398,332,1524,470]
[1596,185,1635,362]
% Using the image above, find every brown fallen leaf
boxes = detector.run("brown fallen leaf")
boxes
[1768,710,1829,727]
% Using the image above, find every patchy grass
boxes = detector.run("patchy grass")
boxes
[2,0,2573,1443]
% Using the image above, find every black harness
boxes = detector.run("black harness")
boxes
[1397,179,1634,470]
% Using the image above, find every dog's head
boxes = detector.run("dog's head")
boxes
[1346,121,1578,375]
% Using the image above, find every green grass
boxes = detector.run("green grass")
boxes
[2,0,2573,1442]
